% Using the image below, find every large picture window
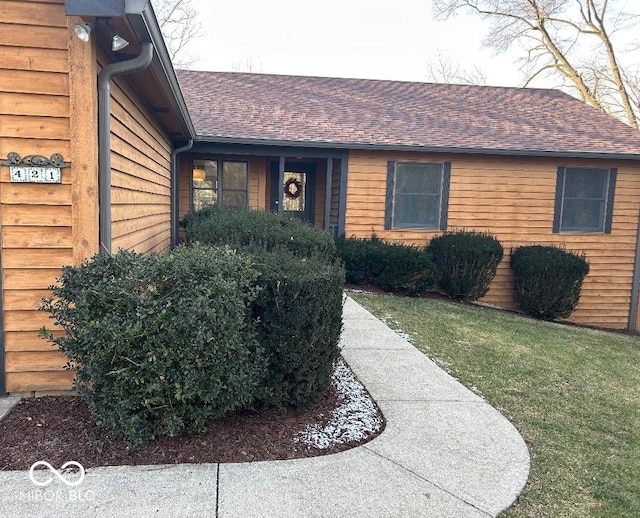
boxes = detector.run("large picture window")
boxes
[192,159,248,211]
[553,166,617,233]
[385,161,451,230]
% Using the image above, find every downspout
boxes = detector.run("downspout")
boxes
[627,207,640,331]
[97,41,154,254]
[171,139,193,247]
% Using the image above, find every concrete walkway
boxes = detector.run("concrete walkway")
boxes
[0,297,529,517]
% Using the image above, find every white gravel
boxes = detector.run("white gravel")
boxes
[294,358,384,449]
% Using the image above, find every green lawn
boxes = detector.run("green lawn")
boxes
[351,293,640,517]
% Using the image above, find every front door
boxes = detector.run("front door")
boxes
[270,162,316,224]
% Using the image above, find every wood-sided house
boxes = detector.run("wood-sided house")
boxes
[175,71,640,335]
[0,0,194,395]
[1,0,640,395]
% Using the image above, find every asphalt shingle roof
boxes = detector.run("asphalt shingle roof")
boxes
[177,71,640,158]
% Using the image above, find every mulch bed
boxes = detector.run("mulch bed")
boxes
[0,373,383,471]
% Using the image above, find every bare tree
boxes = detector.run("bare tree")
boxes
[231,56,264,73]
[425,49,487,84]
[151,0,203,68]
[432,0,640,128]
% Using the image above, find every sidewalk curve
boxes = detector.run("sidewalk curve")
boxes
[0,296,529,517]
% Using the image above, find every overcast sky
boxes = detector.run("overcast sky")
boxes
[185,0,638,89]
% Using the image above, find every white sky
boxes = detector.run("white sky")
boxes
[185,0,638,89]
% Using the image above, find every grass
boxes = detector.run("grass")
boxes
[350,292,640,517]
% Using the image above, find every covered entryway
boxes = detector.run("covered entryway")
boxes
[269,161,317,225]
[178,144,348,239]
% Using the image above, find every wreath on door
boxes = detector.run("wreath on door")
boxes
[284,177,303,200]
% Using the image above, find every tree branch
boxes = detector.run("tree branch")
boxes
[432,0,639,127]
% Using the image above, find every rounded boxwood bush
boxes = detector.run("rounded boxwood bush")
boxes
[511,245,589,320]
[249,248,345,408]
[183,206,336,260]
[428,230,504,301]
[40,245,265,448]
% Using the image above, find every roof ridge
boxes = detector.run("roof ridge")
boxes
[176,69,563,95]
[177,69,640,156]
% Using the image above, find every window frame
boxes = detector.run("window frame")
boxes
[191,158,249,211]
[384,160,451,231]
[553,166,617,234]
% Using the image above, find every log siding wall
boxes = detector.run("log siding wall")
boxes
[1,0,77,392]
[105,52,173,254]
[1,1,175,393]
[345,150,640,330]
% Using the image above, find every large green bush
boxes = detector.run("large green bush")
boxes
[428,230,504,301]
[183,206,336,260]
[250,248,345,408]
[336,235,435,296]
[40,245,264,448]
[184,206,345,409]
[511,245,590,320]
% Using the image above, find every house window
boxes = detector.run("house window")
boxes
[192,159,248,211]
[385,161,451,230]
[553,167,617,233]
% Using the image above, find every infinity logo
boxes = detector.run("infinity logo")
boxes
[29,461,85,487]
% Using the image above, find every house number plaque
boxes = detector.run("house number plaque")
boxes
[1,152,70,184]
[10,166,61,183]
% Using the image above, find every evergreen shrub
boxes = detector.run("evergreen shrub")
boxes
[183,206,345,409]
[40,245,264,448]
[428,230,504,301]
[183,206,336,260]
[511,245,589,320]
[336,235,435,296]
[250,248,345,408]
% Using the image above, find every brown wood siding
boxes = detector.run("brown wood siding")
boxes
[0,0,80,393]
[105,53,172,254]
[346,150,640,330]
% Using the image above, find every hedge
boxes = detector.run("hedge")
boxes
[336,235,435,296]
[184,207,345,408]
[183,205,336,260]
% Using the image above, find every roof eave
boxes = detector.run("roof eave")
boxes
[193,135,640,161]
[65,0,147,16]
[126,8,196,140]
[65,0,196,140]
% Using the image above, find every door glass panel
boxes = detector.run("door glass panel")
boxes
[283,172,306,212]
